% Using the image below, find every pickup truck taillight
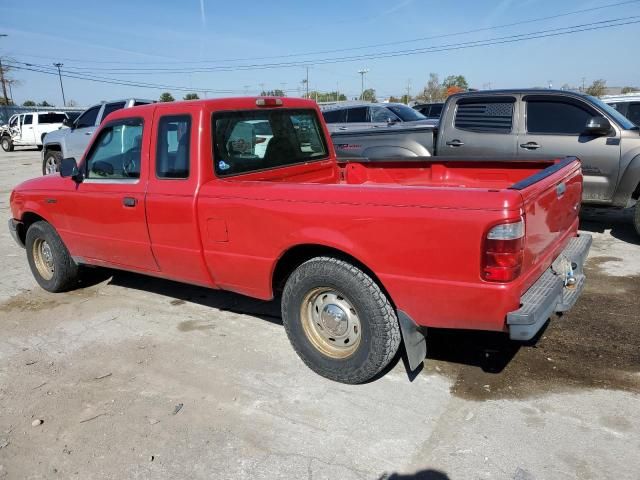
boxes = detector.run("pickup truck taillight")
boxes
[482,218,525,282]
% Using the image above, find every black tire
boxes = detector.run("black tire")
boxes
[634,204,640,237]
[42,150,62,175]
[1,136,13,152]
[25,221,79,292]
[281,256,401,384]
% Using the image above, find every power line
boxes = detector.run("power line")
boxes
[19,15,637,75]
[9,0,638,67]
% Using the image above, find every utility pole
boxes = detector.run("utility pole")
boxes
[357,68,369,100]
[406,79,412,105]
[306,67,309,98]
[53,63,66,107]
[581,77,586,92]
[259,82,265,95]
[0,34,8,107]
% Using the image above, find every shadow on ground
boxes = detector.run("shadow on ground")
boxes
[379,470,450,480]
[580,206,638,245]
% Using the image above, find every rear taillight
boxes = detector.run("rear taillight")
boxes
[256,98,283,107]
[482,218,525,282]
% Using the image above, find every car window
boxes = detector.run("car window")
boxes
[371,106,400,123]
[322,109,347,123]
[23,114,33,125]
[85,118,143,180]
[156,115,191,179]
[454,100,514,133]
[386,104,426,121]
[213,109,328,176]
[625,103,640,126]
[101,102,127,123]
[527,100,595,135]
[76,106,101,129]
[38,113,66,124]
[429,104,443,117]
[346,107,368,123]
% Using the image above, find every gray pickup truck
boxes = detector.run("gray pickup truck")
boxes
[332,89,640,234]
[42,98,153,175]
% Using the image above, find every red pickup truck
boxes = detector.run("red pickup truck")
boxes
[8,97,591,384]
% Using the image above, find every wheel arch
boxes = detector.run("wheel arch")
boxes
[271,243,395,308]
[16,211,50,245]
[44,143,62,153]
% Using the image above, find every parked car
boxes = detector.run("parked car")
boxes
[1,111,69,152]
[413,102,444,120]
[321,102,435,132]
[602,93,640,126]
[9,96,590,384]
[333,90,640,234]
[42,98,153,175]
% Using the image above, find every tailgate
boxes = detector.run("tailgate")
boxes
[513,157,583,285]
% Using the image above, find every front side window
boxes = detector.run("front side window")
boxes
[429,104,443,118]
[38,113,66,124]
[213,109,328,176]
[527,100,594,135]
[23,114,33,125]
[156,115,191,179]
[455,100,514,133]
[101,102,127,123]
[371,106,400,123]
[346,107,368,123]
[76,106,101,129]
[85,118,143,180]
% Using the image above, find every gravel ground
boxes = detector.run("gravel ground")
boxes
[0,148,639,480]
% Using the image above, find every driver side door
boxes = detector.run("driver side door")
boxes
[62,116,158,271]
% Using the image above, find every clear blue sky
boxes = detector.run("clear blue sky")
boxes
[1,0,638,106]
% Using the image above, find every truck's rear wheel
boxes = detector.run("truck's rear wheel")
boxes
[43,150,62,175]
[26,221,79,292]
[281,257,401,384]
[1,136,13,152]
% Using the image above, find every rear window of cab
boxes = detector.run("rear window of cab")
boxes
[212,109,328,176]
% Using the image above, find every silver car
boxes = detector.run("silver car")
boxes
[321,102,436,133]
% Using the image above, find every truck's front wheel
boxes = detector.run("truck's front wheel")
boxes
[1,136,13,152]
[42,150,62,175]
[282,257,401,384]
[26,221,79,292]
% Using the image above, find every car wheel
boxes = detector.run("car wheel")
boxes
[634,204,640,237]
[25,221,79,292]
[281,256,401,384]
[43,151,63,175]
[1,136,13,152]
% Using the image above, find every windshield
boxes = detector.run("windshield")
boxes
[588,96,637,130]
[386,104,426,121]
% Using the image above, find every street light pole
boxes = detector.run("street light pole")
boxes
[53,62,66,107]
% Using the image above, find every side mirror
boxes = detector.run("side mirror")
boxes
[584,116,612,136]
[60,157,83,183]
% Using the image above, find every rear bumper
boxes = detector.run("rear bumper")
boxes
[507,234,592,341]
[8,218,25,248]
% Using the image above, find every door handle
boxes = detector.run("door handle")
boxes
[338,127,347,131]
[122,197,137,207]
[84,131,94,136]
[520,142,541,150]
[446,139,464,147]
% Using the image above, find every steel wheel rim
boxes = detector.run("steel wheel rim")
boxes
[32,238,55,280]
[301,287,362,359]
[45,156,58,174]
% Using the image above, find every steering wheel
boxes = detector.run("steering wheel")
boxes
[122,150,138,177]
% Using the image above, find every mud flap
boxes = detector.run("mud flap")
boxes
[397,310,427,371]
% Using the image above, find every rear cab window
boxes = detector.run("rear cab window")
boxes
[156,115,191,179]
[213,109,328,176]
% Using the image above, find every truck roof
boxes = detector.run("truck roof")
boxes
[449,89,596,100]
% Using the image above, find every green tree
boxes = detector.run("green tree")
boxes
[183,93,200,100]
[400,94,412,105]
[305,91,347,102]
[37,100,53,107]
[585,79,607,97]
[442,75,469,91]
[419,73,446,103]
[159,92,175,102]
[260,89,286,97]
[388,95,401,103]
[621,86,639,94]
[22,100,36,107]
[359,88,376,102]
